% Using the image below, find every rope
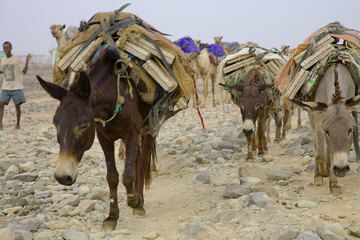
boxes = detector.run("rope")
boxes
[192,76,205,130]
[94,60,127,127]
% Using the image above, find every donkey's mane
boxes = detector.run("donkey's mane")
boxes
[331,64,343,104]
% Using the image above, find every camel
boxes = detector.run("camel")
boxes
[50,24,79,84]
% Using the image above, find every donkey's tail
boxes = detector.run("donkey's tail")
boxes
[141,134,157,188]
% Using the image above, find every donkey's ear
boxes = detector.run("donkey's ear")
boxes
[258,84,273,92]
[70,71,91,100]
[292,99,327,112]
[219,82,244,91]
[37,75,67,101]
[345,95,360,110]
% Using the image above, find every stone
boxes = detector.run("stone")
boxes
[69,199,96,215]
[195,172,211,184]
[349,222,360,238]
[228,195,250,210]
[239,177,262,186]
[223,183,251,199]
[62,230,88,240]
[295,200,318,209]
[143,231,160,239]
[58,195,80,207]
[13,173,38,182]
[296,231,320,240]
[266,168,292,181]
[34,230,54,240]
[4,165,19,180]
[78,185,90,196]
[178,217,221,240]
[0,228,16,240]
[278,180,289,186]
[238,163,268,183]
[3,206,22,215]
[316,225,346,240]
[249,192,274,209]
[301,135,313,145]
[269,227,300,240]
[14,229,33,240]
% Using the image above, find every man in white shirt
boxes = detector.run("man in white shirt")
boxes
[0,41,31,130]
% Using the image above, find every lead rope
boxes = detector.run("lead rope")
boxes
[94,60,127,127]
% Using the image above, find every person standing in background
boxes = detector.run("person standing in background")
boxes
[0,41,31,130]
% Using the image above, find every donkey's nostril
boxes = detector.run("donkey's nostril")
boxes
[243,129,253,137]
[55,174,74,186]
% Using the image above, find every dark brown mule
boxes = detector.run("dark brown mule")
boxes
[221,69,273,160]
[37,47,156,230]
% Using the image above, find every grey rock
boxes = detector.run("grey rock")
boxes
[296,231,321,240]
[62,230,88,240]
[316,225,346,240]
[239,177,262,186]
[34,230,54,240]
[14,229,33,240]
[19,217,43,231]
[269,227,300,240]
[238,164,268,183]
[4,165,19,180]
[301,135,313,145]
[223,183,251,199]
[228,195,250,209]
[0,228,16,240]
[249,192,274,209]
[266,168,292,181]
[195,172,211,184]
[58,195,80,207]
[178,217,220,240]
[13,173,38,182]
[349,222,360,238]
[295,200,318,209]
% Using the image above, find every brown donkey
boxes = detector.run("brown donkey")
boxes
[37,47,157,230]
[221,69,273,160]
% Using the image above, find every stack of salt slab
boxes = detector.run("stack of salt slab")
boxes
[55,14,193,110]
[283,35,336,99]
[221,45,287,85]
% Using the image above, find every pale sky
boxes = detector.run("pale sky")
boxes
[0,0,359,56]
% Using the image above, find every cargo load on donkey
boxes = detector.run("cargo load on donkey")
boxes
[217,42,288,159]
[276,22,360,195]
[52,3,196,136]
[37,4,196,230]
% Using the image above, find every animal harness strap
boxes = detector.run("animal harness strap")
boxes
[94,60,128,127]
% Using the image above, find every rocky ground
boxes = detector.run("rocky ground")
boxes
[0,64,360,240]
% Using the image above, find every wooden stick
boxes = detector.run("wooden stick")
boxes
[143,59,178,92]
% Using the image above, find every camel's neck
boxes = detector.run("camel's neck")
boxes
[55,34,66,48]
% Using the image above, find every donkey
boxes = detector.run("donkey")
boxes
[221,69,273,160]
[37,47,157,230]
[293,64,360,195]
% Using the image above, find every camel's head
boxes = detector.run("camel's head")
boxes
[214,35,223,44]
[50,24,66,39]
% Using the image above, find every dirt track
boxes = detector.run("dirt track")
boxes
[0,65,359,240]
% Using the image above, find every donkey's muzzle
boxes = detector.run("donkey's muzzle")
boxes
[333,165,350,177]
[243,129,253,137]
[55,174,75,186]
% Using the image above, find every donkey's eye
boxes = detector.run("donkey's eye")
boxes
[348,128,353,135]
[324,130,330,136]
[78,123,89,132]
[255,103,262,109]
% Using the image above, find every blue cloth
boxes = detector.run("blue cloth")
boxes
[207,44,225,57]
[0,89,26,105]
[176,37,200,54]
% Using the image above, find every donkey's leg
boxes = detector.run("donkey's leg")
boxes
[257,114,266,155]
[329,166,341,195]
[133,134,154,215]
[117,139,125,160]
[97,133,119,231]
[123,134,141,210]
[211,74,216,107]
[266,116,271,143]
[297,106,302,128]
[274,112,282,143]
[201,74,209,108]
[246,134,254,161]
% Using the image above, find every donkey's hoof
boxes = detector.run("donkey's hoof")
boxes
[330,186,341,196]
[314,176,324,186]
[133,208,146,216]
[102,219,117,231]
